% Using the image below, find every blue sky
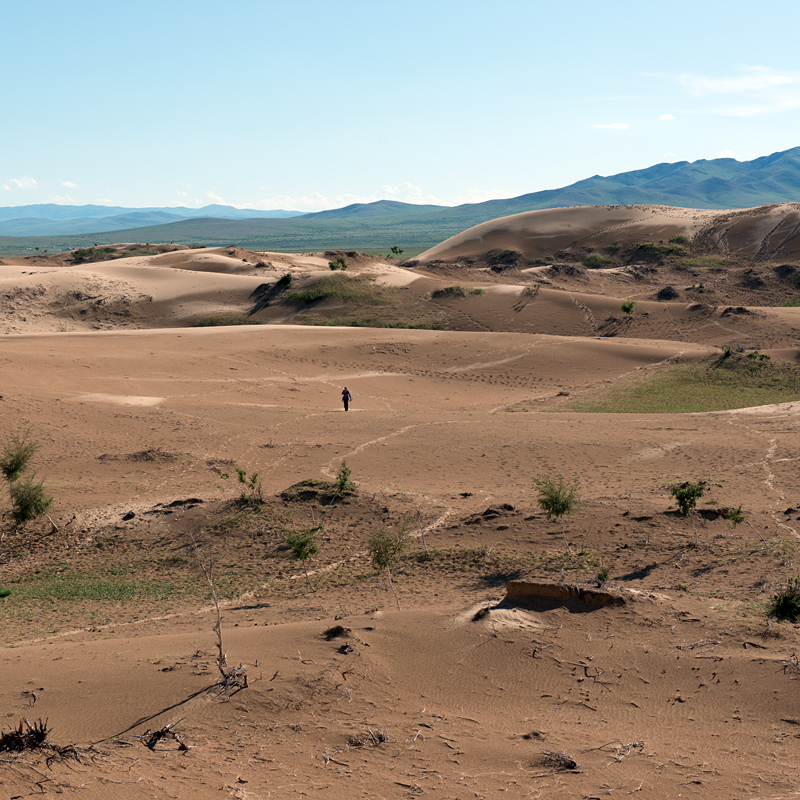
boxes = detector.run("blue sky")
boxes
[5,0,800,211]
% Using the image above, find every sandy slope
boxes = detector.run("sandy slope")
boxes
[1,222,800,798]
[416,202,800,263]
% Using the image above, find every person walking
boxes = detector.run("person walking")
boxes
[341,386,352,411]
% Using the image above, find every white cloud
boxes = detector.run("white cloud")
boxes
[48,194,75,204]
[594,122,630,130]
[4,176,38,190]
[2,185,10,191]
[658,65,800,116]
[61,180,78,188]
[660,113,676,121]
[206,190,228,205]
[715,149,741,160]
[449,188,512,205]
[663,152,678,160]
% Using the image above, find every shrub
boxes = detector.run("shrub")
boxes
[669,235,691,245]
[620,299,636,315]
[533,473,582,552]
[583,253,612,268]
[328,257,348,271]
[669,480,707,516]
[0,587,10,598]
[769,578,800,622]
[632,242,685,262]
[276,272,293,287]
[285,527,320,592]
[216,465,262,506]
[336,461,355,495]
[390,246,404,257]
[368,526,407,609]
[432,286,467,299]
[9,476,54,524]
[0,431,38,483]
[725,505,745,527]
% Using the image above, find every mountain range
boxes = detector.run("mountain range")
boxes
[1,147,799,252]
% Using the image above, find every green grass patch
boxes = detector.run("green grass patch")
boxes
[676,256,732,271]
[284,274,383,305]
[3,571,179,604]
[630,242,686,262]
[563,353,800,413]
[194,312,261,327]
[583,253,613,268]
[322,316,448,330]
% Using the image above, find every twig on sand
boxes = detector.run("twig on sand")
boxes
[189,532,248,691]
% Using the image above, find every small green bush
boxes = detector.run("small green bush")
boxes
[336,461,355,495]
[669,235,691,245]
[9,477,54,524]
[432,286,467,299]
[216,466,262,506]
[0,431,38,483]
[725,505,745,527]
[0,587,10,598]
[533,473,582,552]
[276,273,293,287]
[285,527,320,592]
[669,480,707,516]
[368,526,408,609]
[583,253,613,268]
[620,299,636,315]
[769,578,800,622]
[328,257,348,271]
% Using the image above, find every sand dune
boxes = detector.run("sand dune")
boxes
[416,202,800,263]
[2,213,800,798]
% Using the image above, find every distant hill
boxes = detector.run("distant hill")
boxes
[1,147,799,254]
[299,199,446,220]
[0,204,301,235]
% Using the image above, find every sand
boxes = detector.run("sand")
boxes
[2,205,800,798]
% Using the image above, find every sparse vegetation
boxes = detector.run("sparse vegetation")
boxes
[216,465,263,506]
[0,431,53,526]
[71,246,116,263]
[432,285,467,299]
[336,461,355,495]
[389,246,404,258]
[276,272,293,287]
[620,299,636,315]
[631,241,686,262]
[583,253,612,268]
[284,274,381,305]
[725,505,745,527]
[768,578,800,622]
[669,234,691,245]
[0,431,38,483]
[321,316,448,330]
[564,353,800,413]
[533,473,582,553]
[368,526,408,609]
[328,256,348,271]
[669,480,707,516]
[285,526,321,592]
[194,313,261,327]
[9,477,55,525]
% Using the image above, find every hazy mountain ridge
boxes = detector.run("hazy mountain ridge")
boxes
[2,148,799,251]
[0,204,301,235]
